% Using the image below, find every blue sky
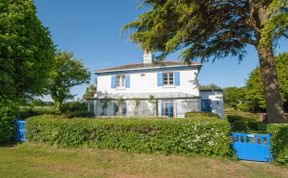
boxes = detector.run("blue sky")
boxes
[34,0,288,101]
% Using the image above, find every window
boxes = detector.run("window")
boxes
[116,75,125,88]
[163,72,174,86]
[161,100,174,117]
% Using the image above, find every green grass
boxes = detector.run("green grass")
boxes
[0,144,288,178]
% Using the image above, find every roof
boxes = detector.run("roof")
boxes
[200,89,223,92]
[95,61,201,74]
[89,92,199,100]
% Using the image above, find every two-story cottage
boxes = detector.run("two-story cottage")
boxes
[88,51,224,118]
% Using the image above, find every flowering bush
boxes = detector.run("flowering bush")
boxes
[27,115,230,157]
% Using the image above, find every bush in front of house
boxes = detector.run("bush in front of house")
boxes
[267,124,288,164]
[185,112,220,118]
[26,115,231,157]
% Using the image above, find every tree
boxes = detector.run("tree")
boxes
[124,0,288,122]
[83,84,97,100]
[223,87,245,110]
[0,0,55,101]
[49,51,90,112]
[199,84,222,91]
[243,53,288,112]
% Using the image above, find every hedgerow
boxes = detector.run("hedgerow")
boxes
[267,124,288,164]
[26,115,230,157]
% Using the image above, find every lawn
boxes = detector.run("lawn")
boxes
[0,144,288,178]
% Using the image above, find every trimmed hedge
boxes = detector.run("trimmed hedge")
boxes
[64,111,94,118]
[26,115,231,157]
[267,124,288,164]
[185,112,220,118]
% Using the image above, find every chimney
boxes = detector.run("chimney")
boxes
[143,49,153,64]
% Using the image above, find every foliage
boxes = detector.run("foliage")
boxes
[132,97,140,115]
[227,114,267,133]
[267,124,288,164]
[83,84,97,100]
[242,53,288,113]
[18,106,57,119]
[100,95,111,115]
[0,99,17,144]
[199,84,222,91]
[49,51,90,112]
[61,101,87,113]
[0,0,55,101]
[148,95,158,115]
[64,111,94,118]
[223,87,245,110]
[124,0,288,122]
[185,112,220,119]
[26,115,231,157]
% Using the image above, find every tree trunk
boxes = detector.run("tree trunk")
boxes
[55,101,63,113]
[257,46,286,123]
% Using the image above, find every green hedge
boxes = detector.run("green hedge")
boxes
[185,112,220,118]
[227,115,266,133]
[267,124,288,164]
[26,115,231,157]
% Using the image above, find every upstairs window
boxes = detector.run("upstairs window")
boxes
[163,72,174,86]
[116,75,125,88]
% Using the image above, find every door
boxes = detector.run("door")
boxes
[161,100,174,117]
[201,99,212,112]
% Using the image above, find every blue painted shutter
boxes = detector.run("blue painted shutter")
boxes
[125,75,130,88]
[174,72,180,86]
[157,72,163,86]
[111,75,116,88]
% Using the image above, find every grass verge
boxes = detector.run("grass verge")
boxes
[0,143,288,178]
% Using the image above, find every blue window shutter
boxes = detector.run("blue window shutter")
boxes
[111,75,116,88]
[174,72,180,86]
[125,75,130,88]
[157,73,163,86]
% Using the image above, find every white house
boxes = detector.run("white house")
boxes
[88,51,224,118]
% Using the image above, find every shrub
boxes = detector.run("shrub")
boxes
[61,102,87,113]
[64,111,94,118]
[18,106,57,119]
[26,115,231,157]
[267,124,288,164]
[185,112,220,119]
[227,114,266,133]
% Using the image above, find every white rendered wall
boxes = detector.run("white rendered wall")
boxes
[200,91,224,118]
[96,69,200,96]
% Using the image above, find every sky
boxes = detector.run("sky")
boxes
[34,0,288,101]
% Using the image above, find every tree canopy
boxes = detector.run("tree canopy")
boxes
[0,0,55,101]
[83,84,97,100]
[243,53,288,112]
[125,0,288,122]
[49,51,90,112]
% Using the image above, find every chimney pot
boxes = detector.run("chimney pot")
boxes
[143,49,152,64]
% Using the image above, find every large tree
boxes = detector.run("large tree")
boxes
[49,51,90,112]
[243,53,288,113]
[124,0,288,122]
[0,0,55,100]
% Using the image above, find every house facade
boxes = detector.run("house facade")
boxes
[88,51,224,118]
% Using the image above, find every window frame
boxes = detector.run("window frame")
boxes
[162,72,174,86]
[116,75,125,88]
